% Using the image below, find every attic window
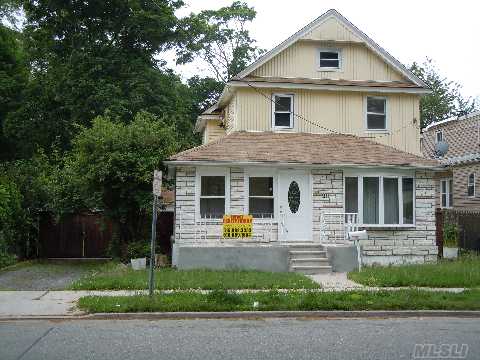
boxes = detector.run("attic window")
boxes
[319,49,341,70]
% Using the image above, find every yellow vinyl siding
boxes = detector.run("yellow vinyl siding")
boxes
[301,16,363,42]
[203,119,225,144]
[233,87,421,155]
[252,41,405,82]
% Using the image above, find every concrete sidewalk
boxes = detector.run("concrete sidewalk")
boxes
[0,285,469,318]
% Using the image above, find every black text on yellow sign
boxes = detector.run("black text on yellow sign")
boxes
[222,215,253,238]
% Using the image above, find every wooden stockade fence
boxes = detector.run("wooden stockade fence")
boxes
[39,211,173,258]
[436,208,480,257]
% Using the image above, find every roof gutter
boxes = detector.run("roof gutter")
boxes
[229,80,431,95]
[165,159,443,171]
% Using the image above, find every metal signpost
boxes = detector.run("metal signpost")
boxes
[149,170,162,297]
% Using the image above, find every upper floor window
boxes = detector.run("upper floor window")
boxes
[272,94,294,129]
[318,49,341,70]
[366,96,387,131]
[436,130,444,143]
[468,173,475,197]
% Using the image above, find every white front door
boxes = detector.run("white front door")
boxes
[278,170,312,241]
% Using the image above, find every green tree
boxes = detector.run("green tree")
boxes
[57,112,178,255]
[177,1,264,110]
[0,0,22,27]
[4,0,197,157]
[0,24,27,158]
[410,59,478,128]
[0,150,56,258]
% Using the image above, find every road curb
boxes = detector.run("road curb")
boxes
[2,310,480,321]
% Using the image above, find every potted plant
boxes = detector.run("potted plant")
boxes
[443,223,459,259]
[127,242,150,270]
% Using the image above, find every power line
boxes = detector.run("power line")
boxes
[245,81,432,155]
[246,82,342,135]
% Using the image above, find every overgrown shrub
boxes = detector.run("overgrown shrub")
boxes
[0,177,25,263]
[443,223,458,247]
[126,241,151,260]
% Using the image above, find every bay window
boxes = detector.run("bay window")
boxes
[345,174,415,226]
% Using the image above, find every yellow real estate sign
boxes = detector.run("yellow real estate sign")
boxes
[223,215,253,238]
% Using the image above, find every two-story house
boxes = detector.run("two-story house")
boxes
[166,9,440,273]
[422,111,480,210]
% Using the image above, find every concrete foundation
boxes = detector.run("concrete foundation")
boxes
[325,245,359,272]
[172,244,290,272]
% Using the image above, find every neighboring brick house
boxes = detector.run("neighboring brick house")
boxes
[422,111,480,210]
[166,9,442,272]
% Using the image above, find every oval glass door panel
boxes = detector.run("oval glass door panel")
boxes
[288,181,301,213]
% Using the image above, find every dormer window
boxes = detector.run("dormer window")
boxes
[318,49,341,70]
[272,94,294,129]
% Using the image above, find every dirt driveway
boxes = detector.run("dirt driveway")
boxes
[0,261,107,290]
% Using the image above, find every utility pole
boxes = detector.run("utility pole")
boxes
[149,170,162,297]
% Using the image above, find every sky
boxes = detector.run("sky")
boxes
[169,0,480,101]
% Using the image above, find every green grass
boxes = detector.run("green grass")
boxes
[78,289,480,313]
[348,256,480,288]
[70,266,320,290]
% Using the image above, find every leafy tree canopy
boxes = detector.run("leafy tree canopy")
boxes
[22,0,183,63]
[410,58,478,128]
[3,0,199,158]
[56,112,179,249]
[0,23,27,158]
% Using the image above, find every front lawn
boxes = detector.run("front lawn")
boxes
[78,289,480,313]
[70,266,319,290]
[348,255,480,288]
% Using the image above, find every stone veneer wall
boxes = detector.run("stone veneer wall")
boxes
[175,166,278,244]
[311,168,437,265]
[175,166,437,265]
[175,166,196,243]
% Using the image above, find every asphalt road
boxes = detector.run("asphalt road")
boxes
[1,317,479,360]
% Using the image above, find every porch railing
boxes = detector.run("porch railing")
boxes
[175,210,276,243]
[319,212,359,244]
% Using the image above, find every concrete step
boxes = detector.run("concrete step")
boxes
[290,258,330,267]
[289,265,332,275]
[289,250,327,259]
[288,244,324,252]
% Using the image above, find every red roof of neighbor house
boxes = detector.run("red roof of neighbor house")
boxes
[168,131,440,168]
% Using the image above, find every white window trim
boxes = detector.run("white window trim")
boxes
[317,48,342,72]
[244,168,277,221]
[440,178,453,208]
[344,169,415,227]
[467,173,475,198]
[435,130,444,143]
[195,167,230,220]
[365,96,389,133]
[271,93,294,130]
